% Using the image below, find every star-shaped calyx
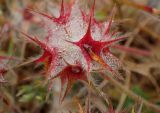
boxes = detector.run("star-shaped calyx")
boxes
[21,32,59,75]
[48,60,87,101]
[29,0,71,24]
[67,0,128,78]
[27,0,73,43]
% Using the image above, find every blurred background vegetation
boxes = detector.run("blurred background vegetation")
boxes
[0,0,160,113]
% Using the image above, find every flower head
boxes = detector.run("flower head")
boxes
[22,0,128,100]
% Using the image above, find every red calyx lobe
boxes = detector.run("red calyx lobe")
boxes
[58,65,87,85]
[49,63,87,101]
[31,0,71,25]
[21,32,58,75]
[50,0,70,24]
[55,0,71,24]
[35,50,53,73]
[72,27,108,67]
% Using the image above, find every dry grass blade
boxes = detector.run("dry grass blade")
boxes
[101,73,160,112]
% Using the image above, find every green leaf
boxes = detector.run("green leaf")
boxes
[132,85,149,99]
[19,93,35,103]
